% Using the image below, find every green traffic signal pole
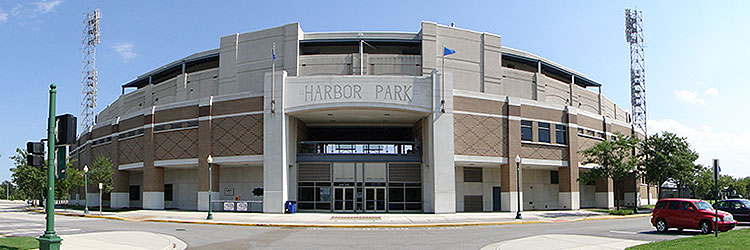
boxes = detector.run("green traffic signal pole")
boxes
[38,83,62,250]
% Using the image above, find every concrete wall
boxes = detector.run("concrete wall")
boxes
[219,166,264,202]
[164,168,199,210]
[522,169,560,210]
[454,166,501,212]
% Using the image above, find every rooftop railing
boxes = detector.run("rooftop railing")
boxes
[298,141,420,156]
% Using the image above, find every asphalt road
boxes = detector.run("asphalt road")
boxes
[2,201,746,249]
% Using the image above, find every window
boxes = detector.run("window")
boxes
[164,184,173,201]
[681,201,692,210]
[597,132,606,139]
[550,170,559,184]
[129,185,140,201]
[717,201,729,210]
[538,122,550,143]
[463,167,483,183]
[578,128,585,135]
[521,120,533,141]
[655,201,667,209]
[555,125,567,144]
[667,201,680,210]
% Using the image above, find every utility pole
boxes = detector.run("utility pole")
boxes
[38,83,62,250]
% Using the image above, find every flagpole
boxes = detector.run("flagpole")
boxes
[271,43,276,113]
[441,44,445,113]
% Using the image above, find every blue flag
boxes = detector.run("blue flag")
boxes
[443,46,456,56]
[272,46,277,60]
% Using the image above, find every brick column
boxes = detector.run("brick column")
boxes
[111,122,130,208]
[142,110,164,209]
[501,97,522,212]
[197,98,219,211]
[559,107,580,210]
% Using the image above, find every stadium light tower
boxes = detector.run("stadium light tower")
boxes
[625,8,646,136]
[81,9,101,132]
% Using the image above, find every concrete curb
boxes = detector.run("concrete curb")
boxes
[27,207,651,228]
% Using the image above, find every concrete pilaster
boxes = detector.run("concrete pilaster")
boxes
[263,70,289,213]
[426,71,455,214]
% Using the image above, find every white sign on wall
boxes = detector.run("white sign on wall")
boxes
[285,75,432,112]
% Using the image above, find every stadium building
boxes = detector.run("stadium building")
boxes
[69,22,657,213]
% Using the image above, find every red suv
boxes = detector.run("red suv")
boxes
[651,198,737,234]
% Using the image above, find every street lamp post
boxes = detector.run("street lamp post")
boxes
[83,165,89,215]
[515,155,522,220]
[207,155,213,220]
[37,83,61,250]
[98,183,103,215]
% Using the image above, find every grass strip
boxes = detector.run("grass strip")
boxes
[628,228,750,249]
[0,236,38,250]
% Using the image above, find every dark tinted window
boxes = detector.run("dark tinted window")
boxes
[550,171,559,184]
[667,201,680,210]
[555,125,567,144]
[164,184,173,201]
[655,201,667,209]
[538,122,550,143]
[521,120,533,141]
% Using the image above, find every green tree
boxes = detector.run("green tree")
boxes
[640,132,700,199]
[9,148,46,206]
[579,133,641,209]
[55,157,83,201]
[88,156,114,193]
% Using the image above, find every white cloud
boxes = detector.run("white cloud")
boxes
[649,119,750,178]
[113,42,137,62]
[34,0,61,14]
[11,4,22,16]
[673,89,706,105]
[0,10,8,23]
[705,88,719,97]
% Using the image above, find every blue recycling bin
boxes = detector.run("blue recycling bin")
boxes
[285,201,296,214]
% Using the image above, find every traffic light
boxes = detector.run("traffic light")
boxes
[56,147,67,180]
[26,141,44,167]
[55,114,77,145]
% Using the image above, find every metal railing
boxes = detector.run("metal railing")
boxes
[298,141,420,156]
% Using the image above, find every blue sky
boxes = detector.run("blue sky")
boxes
[1,1,748,182]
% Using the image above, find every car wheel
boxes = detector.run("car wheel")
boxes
[655,219,667,233]
[700,220,712,234]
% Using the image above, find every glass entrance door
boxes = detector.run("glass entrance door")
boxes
[365,187,386,212]
[334,187,355,212]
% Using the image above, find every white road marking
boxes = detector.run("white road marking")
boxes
[609,230,638,234]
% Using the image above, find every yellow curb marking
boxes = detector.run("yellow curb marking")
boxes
[26,207,650,228]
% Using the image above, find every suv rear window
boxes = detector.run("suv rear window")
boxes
[655,201,667,209]
[667,201,680,210]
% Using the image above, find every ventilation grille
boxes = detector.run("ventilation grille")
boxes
[298,164,331,182]
[388,164,421,182]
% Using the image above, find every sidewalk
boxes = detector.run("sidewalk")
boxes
[60,231,187,250]
[34,207,650,228]
[480,234,648,250]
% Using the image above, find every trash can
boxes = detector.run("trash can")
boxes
[285,201,297,214]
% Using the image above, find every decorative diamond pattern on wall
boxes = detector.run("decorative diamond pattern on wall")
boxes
[577,136,601,160]
[454,114,507,157]
[521,143,567,160]
[119,137,143,164]
[154,129,198,160]
[212,114,263,156]
[91,144,112,162]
